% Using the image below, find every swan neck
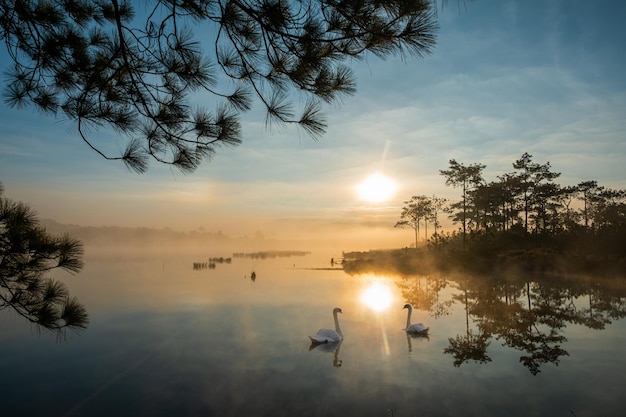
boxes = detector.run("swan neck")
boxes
[333,310,343,337]
[406,307,412,329]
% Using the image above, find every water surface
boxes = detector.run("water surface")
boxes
[1,247,625,416]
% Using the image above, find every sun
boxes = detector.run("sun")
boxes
[355,172,398,203]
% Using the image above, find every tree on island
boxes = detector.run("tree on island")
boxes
[393,153,626,260]
[395,194,449,249]
[429,194,448,240]
[395,195,431,249]
[0,182,88,336]
[1,0,441,173]
[439,159,486,248]
[512,152,561,233]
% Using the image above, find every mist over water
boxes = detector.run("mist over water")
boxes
[1,242,625,417]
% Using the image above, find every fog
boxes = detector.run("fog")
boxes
[41,218,410,260]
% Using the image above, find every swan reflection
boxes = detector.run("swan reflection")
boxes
[309,340,343,367]
[406,332,429,353]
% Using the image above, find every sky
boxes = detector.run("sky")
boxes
[1,0,625,249]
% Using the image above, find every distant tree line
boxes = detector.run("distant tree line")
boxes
[41,219,267,246]
[232,250,310,259]
[396,153,626,257]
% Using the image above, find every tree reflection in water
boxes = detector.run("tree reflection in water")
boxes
[444,331,491,367]
[443,278,492,367]
[397,271,626,375]
[397,273,453,319]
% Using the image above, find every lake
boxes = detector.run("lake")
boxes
[1,246,625,417]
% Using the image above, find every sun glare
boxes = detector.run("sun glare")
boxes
[360,282,393,313]
[356,172,397,203]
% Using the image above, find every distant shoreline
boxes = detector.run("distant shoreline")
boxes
[340,247,626,279]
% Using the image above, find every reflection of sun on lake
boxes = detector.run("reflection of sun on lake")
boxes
[360,281,393,312]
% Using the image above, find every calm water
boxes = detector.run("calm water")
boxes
[1,247,625,417]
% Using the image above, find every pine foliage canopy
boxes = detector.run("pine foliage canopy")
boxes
[0,0,438,172]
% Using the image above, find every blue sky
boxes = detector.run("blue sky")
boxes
[1,0,625,248]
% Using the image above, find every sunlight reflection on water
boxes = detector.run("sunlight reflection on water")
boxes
[360,280,394,312]
[359,279,396,356]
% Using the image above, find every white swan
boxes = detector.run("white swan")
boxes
[309,307,343,345]
[403,303,429,335]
